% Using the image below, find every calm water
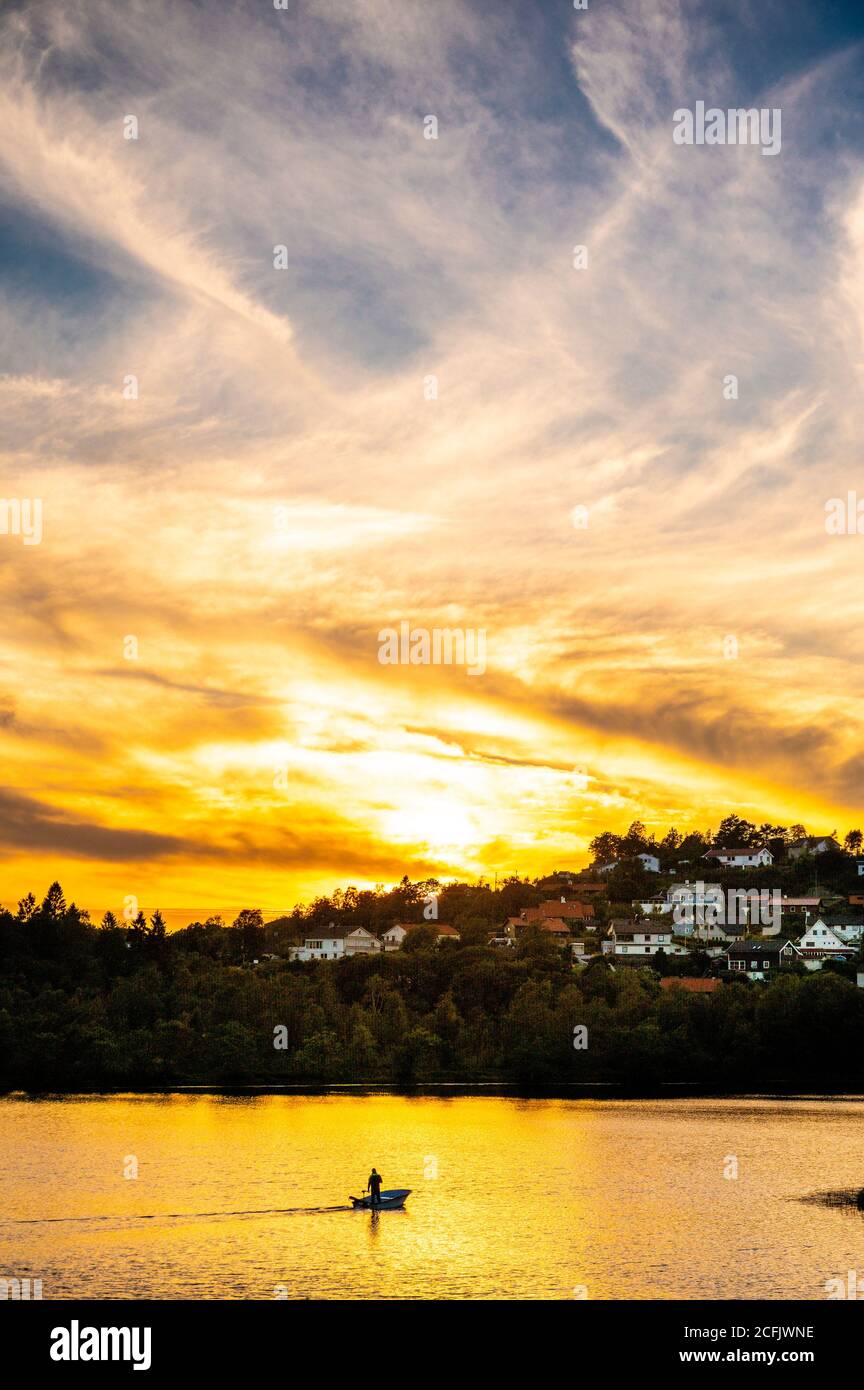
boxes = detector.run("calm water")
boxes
[1,1094,863,1300]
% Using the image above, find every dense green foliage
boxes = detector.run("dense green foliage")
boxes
[2,880,864,1091]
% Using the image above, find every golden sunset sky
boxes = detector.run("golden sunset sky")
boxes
[1,0,863,914]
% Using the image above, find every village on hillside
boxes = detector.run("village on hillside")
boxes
[281,824,864,989]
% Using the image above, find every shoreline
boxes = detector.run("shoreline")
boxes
[5,1082,864,1101]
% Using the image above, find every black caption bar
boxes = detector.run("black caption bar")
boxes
[4,1299,853,1376]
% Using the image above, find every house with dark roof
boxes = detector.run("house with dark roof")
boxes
[788,835,841,860]
[722,938,784,978]
[603,921,688,959]
[704,846,774,868]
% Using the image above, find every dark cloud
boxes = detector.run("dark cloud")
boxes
[547,687,831,776]
[0,787,193,861]
[0,786,460,879]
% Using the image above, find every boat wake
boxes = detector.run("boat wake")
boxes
[0,1203,353,1227]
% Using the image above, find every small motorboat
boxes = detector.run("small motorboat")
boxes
[349,1189,411,1210]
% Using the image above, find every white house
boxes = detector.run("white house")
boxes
[600,852,659,874]
[794,920,858,963]
[288,927,345,961]
[344,927,384,955]
[637,852,661,873]
[381,924,409,951]
[637,896,673,916]
[666,881,724,929]
[289,925,382,961]
[704,846,774,868]
[381,922,460,949]
[667,881,723,906]
[856,860,864,878]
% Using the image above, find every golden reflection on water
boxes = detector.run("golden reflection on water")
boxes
[1,1094,864,1299]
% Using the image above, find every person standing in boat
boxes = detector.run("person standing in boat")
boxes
[366,1167,383,1208]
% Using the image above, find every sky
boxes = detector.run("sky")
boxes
[1,0,864,916]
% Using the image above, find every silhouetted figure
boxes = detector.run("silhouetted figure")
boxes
[366,1168,383,1207]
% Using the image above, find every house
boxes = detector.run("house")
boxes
[289,926,347,961]
[637,895,673,916]
[488,934,517,949]
[792,920,858,964]
[659,976,720,994]
[603,921,674,956]
[788,835,841,860]
[570,940,587,959]
[380,922,460,950]
[506,900,594,934]
[820,917,864,943]
[779,897,822,915]
[666,881,724,929]
[521,899,594,923]
[344,927,382,955]
[537,918,573,944]
[689,917,738,943]
[637,852,661,873]
[288,925,382,961]
[723,938,783,978]
[856,861,864,878]
[570,881,608,897]
[662,882,742,939]
[667,881,723,907]
[599,853,660,874]
[704,846,774,868]
[848,894,864,906]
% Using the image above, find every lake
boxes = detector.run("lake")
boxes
[1,1093,862,1300]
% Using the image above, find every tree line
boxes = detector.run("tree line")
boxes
[2,880,864,1091]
